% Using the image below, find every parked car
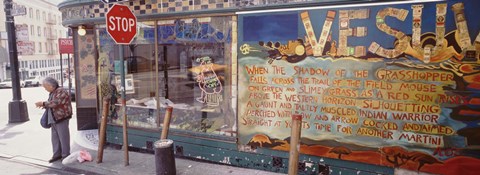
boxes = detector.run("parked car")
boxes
[0,78,25,88]
[24,77,41,87]
[63,79,75,101]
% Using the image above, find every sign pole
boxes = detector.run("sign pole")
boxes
[119,45,129,166]
[67,53,71,92]
[105,4,137,166]
[60,54,63,86]
[4,0,28,123]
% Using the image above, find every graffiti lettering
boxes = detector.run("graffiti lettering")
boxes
[322,96,356,106]
[241,118,274,127]
[320,106,357,116]
[299,85,327,94]
[284,94,319,103]
[376,69,454,82]
[398,132,443,147]
[249,76,268,84]
[402,123,455,135]
[364,80,393,90]
[337,125,353,135]
[326,87,358,97]
[272,77,295,85]
[358,109,388,120]
[331,116,359,124]
[310,77,331,85]
[314,123,332,132]
[293,66,330,76]
[362,119,398,130]
[391,112,439,123]
[248,101,277,109]
[244,109,276,118]
[399,82,437,92]
[248,92,270,100]
[245,65,269,74]
[361,100,440,113]
[433,147,461,157]
[357,127,394,139]
[437,94,469,105]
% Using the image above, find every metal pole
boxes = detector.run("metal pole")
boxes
[4,0,28,123]
[60,53,63,86]
[119,45,129,166]
[67,54,71,92]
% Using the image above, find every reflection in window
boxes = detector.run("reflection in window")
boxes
[98,17,236,137]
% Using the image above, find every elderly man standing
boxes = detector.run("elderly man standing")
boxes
[35,77,73,163]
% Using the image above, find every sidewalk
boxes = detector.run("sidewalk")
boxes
[0,116,282,175]
[65,129,283,175]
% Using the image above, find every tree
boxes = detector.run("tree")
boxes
[381,146,410,168]
[329,146,352,160]
[408,151,443,171]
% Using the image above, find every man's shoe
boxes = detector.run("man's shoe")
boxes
[48,156,62,163]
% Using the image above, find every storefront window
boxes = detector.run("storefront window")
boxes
[155,16,235,136]
[98,16,236,137]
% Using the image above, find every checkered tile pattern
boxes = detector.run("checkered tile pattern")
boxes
[87,0,230,18]
[62,0,314,21]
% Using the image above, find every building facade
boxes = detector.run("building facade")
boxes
[0,0,69,82]
[59,0,480,174]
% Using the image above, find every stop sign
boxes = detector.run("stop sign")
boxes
[106,4,137,44]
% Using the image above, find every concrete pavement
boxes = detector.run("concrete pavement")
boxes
[0,87,283,175]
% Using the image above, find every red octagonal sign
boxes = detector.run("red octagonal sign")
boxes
[106,4,137,45]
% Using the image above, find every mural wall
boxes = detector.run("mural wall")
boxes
[237,0,480,174]
[76,32,97,107]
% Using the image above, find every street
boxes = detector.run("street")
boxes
[0,157,78,175]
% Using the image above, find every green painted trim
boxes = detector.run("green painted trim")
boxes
[106,125,394,174]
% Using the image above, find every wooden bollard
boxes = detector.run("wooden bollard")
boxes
[160,106,173,139]
[288,114,302,175]
[97,99,110,163]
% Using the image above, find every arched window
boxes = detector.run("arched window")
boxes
[29,8,33,18]
[30,25,34,36]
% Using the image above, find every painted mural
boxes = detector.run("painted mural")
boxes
[237,0,480,174]
[76,33,97,104]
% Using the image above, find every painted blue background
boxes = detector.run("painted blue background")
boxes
[239,0,480,49]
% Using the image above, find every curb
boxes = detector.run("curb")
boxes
[6,156,103,175]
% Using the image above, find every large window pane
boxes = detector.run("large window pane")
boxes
[156,16,235,136]
[98,17,236,137]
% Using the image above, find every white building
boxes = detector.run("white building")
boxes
[0,0,69,82]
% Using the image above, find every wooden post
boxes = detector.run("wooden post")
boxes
[122,98,129,166]
[118,45,129,166]
[288,114,302,175]
[160,106,173,139]
[97,99,110,163]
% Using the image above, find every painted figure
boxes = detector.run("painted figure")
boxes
[195,56,223,105]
